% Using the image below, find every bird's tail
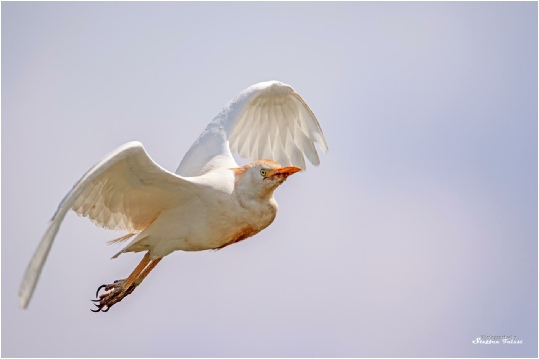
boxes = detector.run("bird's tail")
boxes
[107,232,136,245]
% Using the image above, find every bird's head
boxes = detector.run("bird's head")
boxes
[232,160,301,200]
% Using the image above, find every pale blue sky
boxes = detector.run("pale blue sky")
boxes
[2,2,537,357]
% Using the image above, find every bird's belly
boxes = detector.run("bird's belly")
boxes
[192,205,276,250]
[146,200,277,255]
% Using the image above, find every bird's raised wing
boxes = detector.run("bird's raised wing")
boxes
[19,141,196,309]
[176,81,328,177]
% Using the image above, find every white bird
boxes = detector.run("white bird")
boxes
[19,81,328,312]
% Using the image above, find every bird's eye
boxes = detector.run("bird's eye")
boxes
[260,169,267,177]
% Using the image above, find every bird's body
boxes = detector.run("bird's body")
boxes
[113,162,279,257]
[19,81,327,311]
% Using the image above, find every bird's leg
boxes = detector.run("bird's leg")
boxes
[123,257,162,297]
[91,252,161,312]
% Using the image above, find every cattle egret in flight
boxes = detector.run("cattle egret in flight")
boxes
[19,81,328,312]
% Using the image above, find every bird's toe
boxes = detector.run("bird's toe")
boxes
[91,279,137,312]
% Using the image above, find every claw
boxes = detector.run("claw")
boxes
[90,278,131,313]
[95,284,107,298]
[91,283,120,313]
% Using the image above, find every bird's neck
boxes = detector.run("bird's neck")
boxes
[233,177,276,209]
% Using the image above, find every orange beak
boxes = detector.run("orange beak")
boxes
[269,166,302,178]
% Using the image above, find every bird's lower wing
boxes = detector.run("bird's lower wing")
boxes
[175,81,328,177]
[19,141,197,309]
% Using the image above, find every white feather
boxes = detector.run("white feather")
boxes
[176,81,328,176]
[19,142,197,308]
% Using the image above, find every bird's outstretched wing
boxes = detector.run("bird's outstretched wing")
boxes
[176,81,328,177]
[19,141,196,309]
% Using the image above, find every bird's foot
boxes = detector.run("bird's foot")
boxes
[91,279,136,312]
